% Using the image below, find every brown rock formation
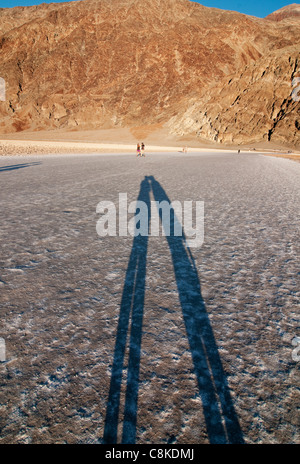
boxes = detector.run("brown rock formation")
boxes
[168,45,300,147]
[265,3,300,22]
[0,0,299,148]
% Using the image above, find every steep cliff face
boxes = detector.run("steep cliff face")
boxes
[168,46,300,147]
[0,0,299,147]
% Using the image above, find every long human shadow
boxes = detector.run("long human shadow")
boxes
[0,162,41,172]
[149,175,244,444]
[103,176,151,444]
[103,176,244,444]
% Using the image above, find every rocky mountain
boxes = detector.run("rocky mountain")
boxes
[265,3,300,22]
[0,0,299,148]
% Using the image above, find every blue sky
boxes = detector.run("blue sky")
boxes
[0,0,295,18]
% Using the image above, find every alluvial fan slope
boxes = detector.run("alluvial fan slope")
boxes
[0,0,299,147]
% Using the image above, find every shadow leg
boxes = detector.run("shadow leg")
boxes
[103,178,150,444]
[149,176,244,444]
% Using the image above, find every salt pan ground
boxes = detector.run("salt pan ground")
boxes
[0,150,299,444]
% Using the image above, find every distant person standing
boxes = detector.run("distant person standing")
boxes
[137,143,141,157]
[141,142,145,157]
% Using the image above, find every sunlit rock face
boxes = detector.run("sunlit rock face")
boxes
[0,0,299,147]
